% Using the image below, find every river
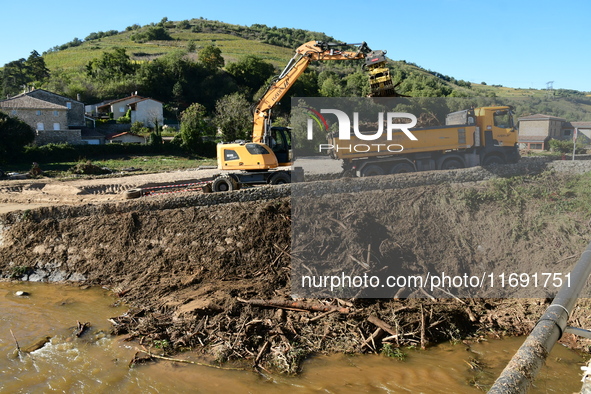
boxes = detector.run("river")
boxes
[0,282,586,393]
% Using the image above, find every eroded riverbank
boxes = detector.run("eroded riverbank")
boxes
[1,165,591,380]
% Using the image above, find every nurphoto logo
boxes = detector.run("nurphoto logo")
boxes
[305,107,419,153]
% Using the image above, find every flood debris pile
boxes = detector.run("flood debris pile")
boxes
[1,170,591,373]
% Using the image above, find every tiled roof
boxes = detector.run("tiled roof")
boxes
[100,95,145,107]
[106,132,144,139]
[518,114,566,121]
[0,95,67,110]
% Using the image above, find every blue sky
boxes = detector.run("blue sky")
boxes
[2,0,589,92]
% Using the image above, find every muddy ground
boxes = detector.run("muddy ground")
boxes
[1,166,591,374]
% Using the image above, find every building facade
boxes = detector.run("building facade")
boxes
[0,90,84,145]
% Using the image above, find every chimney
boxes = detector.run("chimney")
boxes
[77,94,81,101]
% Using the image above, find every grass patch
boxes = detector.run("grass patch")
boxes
[2,155,216,179]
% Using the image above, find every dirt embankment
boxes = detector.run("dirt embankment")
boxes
[1,167,591,373]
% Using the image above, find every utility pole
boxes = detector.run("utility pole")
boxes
[573,127,578,161]
[546,81,554,99]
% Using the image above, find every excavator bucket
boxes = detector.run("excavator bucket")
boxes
[365,50,405,97]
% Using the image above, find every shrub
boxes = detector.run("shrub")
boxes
[548,138,585,154]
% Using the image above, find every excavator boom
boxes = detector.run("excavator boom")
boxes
[252,41,375,144]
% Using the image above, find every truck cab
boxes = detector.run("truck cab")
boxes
[474,106,520,164]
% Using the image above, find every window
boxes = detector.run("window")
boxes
[53,110,59,116]
[36,110,42,116]
[564,129,572,136]
[119,107,126,113]
[66,102,72,109]
[493,110,512,128]
[11,110,17,115]
[37,123,44,131]
[245,143,270,155]
[529,143,543,150]
[224,149,239,161]
[53,123,60,130]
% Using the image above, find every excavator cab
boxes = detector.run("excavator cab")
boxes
[264,127,292,166]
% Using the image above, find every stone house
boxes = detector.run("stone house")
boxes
[0,89,85,145]
[518,114,591,150]
[517,114,565,150]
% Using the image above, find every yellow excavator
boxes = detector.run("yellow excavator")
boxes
[211,40,395,192]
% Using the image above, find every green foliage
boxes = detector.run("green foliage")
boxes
[135,50,236,111]
[198,45,225,71]
[131,121,150,134]
[148,132,163,150]
[548,138,585,154]
[68,160,112,175]
[214,92,251,141]
[117,108,132,124]
[84,30,119,41]
[86,47,136,80]
[16,142,206,165]
[130,26,172,43]
[177,20,191,30]
[226,55,275,99]
[10,265,29,279]
[1,51,50,96]
[187,40,197,52]
[180,103,211,152]
[381,344,406,360]
[0,111,35,162]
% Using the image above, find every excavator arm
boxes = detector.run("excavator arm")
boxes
[252,41,373,143]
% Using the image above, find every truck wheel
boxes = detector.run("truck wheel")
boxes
[212,176,239,192]
[124,188,143,199]
[483,155,505,166]
[360,165,385,177]
[441,158,464,170]
[390,162,415,174]
[269,172,291,185]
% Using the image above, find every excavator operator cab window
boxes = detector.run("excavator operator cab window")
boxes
[493,110,512,129]
[224,149,240,161]
[245,143,270,155]
[270,128,291,152]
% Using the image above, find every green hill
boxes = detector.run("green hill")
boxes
[2,18,591,121]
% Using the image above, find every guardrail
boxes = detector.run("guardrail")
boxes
[489,241,591,393]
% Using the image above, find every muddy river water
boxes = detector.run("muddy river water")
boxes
[0,282,587,393]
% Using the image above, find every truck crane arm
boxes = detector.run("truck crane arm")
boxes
[252,41,373,143]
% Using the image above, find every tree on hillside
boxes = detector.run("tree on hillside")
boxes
[1,59,28,97]
[130,26,172,42]
[26,50,50,82]
[179,103,211,152]
[0,111,35,162]
[198,45,224,72]
[214,92,251,141]
[226,55,275,99]
[86,47,136,80]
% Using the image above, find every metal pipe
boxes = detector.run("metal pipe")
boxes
[489,241,591,393]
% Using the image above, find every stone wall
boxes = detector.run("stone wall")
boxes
[35,129,82,145]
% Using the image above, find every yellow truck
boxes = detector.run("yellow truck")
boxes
[327,106,520,177]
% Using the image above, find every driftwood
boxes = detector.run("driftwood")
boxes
[237,298,350,314]
[420,306,427,350]
[10,329,20,353]
[362,328,384,351]
[367,315,398,337]
[75,321,91,337]
[136,348,246,371]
